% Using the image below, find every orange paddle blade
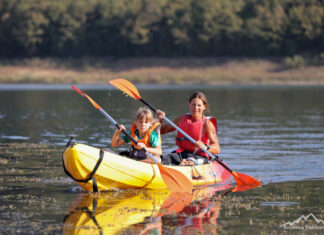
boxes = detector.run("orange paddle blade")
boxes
[158,164,193,193]
[109,78,141,100]
[231,183,260,192]
[72,86,101,110]
[232,171,261,187]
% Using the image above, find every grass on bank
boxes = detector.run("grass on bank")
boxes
[0,56,324,85]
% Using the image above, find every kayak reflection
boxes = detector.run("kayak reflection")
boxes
[63,185,231,234]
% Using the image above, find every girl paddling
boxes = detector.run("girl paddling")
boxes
[157,92,219,165]
[112,107,162,163]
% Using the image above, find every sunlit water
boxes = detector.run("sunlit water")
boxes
[0,84,323,234]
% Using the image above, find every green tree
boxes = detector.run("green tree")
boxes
[0,0,324,57]
[191,0,244,55]
[2,0,49,56]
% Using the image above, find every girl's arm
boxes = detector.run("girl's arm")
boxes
[156,110,183,134]
[136,143,162,164]
[136,128,162,156]
[136,141,162,156]
[111,125,126,147]
[204,120,220,154]
[195,120,220,154]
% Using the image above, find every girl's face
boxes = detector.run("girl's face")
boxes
[135,118,151,133]
[189,98,206,117]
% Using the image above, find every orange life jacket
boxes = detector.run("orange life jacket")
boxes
[176,114,217,157]
[130,121,161,148]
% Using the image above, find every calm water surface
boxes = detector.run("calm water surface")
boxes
[0,85,323,234]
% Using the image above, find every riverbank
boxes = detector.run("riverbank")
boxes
[1,57,324,85]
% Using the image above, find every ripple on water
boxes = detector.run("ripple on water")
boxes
[0,135,30,140]
[260,201,299,206]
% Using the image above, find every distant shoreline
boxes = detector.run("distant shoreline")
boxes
[2,83,324,91]
[1,57,324,85]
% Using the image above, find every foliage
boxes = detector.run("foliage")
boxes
[284,55,306,68]
[0,0,324,57]
[285,53,324,68]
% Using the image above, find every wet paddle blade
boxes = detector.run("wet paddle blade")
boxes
[231,183,260,192]
[109,78,261,189]
[222,182,261,197]
[72,85,192,193]
[109,78,141,100]
[232,171,261,187]
[72,86,101,110]
[158,164,193,193]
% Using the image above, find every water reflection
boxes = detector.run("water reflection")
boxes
[63,185,230,234]
[63,190,171,234]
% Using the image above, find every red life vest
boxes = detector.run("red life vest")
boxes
[176,114,217,157]
[130,121,161,148]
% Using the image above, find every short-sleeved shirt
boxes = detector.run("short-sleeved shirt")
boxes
[122,129,160,147]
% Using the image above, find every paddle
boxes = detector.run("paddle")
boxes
[109,78,261,187]
[71,86,193,193]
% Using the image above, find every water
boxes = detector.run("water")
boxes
[0,84,324,234]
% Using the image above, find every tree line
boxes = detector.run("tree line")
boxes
[1,0,323,58]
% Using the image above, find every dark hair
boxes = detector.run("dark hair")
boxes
[188,92,210,112]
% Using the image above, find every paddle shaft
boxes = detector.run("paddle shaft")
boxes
[108,79,260,185]
[98,108,159,164]
[73,85,194,192]
[139,98,233,173]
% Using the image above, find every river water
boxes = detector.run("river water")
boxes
[0,84,323,234]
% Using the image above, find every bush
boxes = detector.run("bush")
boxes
[284,55,306,68]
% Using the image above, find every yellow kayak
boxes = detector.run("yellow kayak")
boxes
[63,186,229,235]
[62,142,232,192]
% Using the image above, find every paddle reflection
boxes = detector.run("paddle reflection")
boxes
[63,184,242,234]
